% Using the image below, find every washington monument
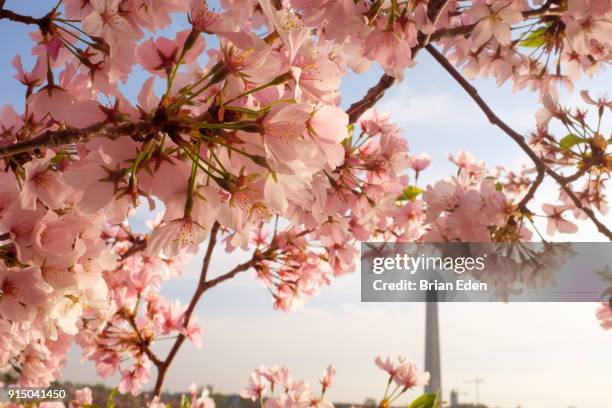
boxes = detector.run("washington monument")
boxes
[425,291,441,395]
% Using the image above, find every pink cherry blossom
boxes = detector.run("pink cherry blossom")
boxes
[70,387,93,407]
[320,364,335,391]
[542,204,578,235]
[136,30,205,76]
[409,153,431,172]
[241,372,268,400]
[363,24,413,74]
[258,0,310,63]
[0,262,50,321]
[20,151,71,210]
[392,358,430,389]
[595,302,612,330]
[375,355,399,377]
[468,2,524,47]
[82,0,140,44]
[12,56,45,88]
[190,0,223,33]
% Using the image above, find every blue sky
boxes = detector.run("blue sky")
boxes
[1,1,611,407]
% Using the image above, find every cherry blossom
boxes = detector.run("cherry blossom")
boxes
[596,302,612,330]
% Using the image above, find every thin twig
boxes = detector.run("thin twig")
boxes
[152,222,221,396]
[425,44,611,240]
[203,257,259,291]
[120,240,147,260]
[517,166,545,210]
[151,223,275,396]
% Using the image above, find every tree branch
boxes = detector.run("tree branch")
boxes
[0,8,45,25]
[203,257,259,291]
[152,222,221,396]
[120,240,147,260]
[0,5,55,34]
[151,224,273,396]
[425,44,612,240]
[0,122,154,159]
[516,167,545,210]
[346,74,395,124]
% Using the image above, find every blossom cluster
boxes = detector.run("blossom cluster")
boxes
[240,356,430,408]
[241,364,335,408]
[442,0,612,96]
[3,356,431,408]
[75,222,200,395]
[530,91,610,235]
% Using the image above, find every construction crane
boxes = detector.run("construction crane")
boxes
[466,377,484,407]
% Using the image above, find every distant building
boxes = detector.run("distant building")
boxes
[450,389,459,407]
[447,389,488,408]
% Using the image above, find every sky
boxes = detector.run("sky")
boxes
[1,2,611,408]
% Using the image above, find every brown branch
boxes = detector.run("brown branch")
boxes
[152,222,221,396]
[0,122,154,159]
[0,8,45,25]
[560,163,594,184]
[517,167,546,210]
[346,74,395,124]
[430,24,476,42]
[202,257,259,291]
[425,44,612,240]
[151,223,270,396]
[0,232,10,241]
[0,6,55,34]
[120,240,147,260]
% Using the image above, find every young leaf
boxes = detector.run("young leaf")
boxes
[398,185,423,202]
[106,388,118,408]
[409,393,440,408]
[559,134,585,150]
[519,26,548,48]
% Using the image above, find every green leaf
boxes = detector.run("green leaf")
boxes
[495,181,503,192]
[519,26,548,48]
[559,133,585,150]
[409,393,440,408]
[398,185,423,202]
[106,388,118,408]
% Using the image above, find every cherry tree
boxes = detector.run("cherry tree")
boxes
[0,0,610,406]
